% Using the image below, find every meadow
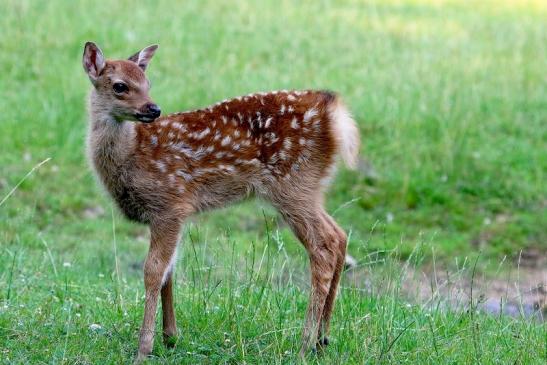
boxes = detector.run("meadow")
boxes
[1,0,545,363]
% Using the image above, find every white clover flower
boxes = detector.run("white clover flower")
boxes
[89,323,102,331]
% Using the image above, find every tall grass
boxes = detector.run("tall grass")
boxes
[0,222,545,363]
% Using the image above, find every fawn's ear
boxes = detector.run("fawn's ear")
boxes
[83,42,105,83]
[128,44,158,71]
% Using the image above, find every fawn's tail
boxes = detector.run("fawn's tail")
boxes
[327,96,360,169]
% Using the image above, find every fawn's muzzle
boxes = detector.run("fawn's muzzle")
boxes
[147,104,161,117]
[135,103,161,123]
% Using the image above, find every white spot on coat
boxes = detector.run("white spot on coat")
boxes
[283,138,292,151]
[303,108,318,123]
[176,170,193,182]
[221,135,232,146]
[154,160,167,173]
[195,127,210,140]
[218,164,235,172]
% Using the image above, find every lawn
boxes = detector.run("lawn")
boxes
[1,0,545,363]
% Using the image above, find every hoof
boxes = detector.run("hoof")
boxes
[300,337,328,357]
[300,347,319,358]
[314,337,329,353]
[317,336,329,347]
[133,352,148,364]
[163,334,177,348]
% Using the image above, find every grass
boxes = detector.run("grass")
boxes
[1,228,545,364]
[0,0,546,363]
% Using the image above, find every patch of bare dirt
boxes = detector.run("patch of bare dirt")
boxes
[346,260,546,321]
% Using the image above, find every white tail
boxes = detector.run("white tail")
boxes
[328,99,360,169]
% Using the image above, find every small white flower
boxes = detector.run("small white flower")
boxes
[89,323,102,331]
[63,262,71,268]
[386,212,394,223]
[98,273,105,278]
[76,313,81,318]
[483,217,492,226]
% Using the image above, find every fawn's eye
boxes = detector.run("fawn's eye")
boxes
[113,82,128,93]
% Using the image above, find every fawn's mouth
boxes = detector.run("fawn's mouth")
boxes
[134,113,159,123]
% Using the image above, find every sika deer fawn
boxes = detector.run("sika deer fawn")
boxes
[82,42,359,362]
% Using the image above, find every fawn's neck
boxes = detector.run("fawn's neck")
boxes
[87,90,136,186]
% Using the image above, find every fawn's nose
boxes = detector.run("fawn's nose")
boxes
[146,103,161,118]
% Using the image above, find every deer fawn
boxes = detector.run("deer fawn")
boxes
[82,42,359,362]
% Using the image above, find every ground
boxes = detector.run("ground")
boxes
[0,0,545,364]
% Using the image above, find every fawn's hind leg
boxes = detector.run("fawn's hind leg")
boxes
[317,211,347,347]
[273,199,340,356]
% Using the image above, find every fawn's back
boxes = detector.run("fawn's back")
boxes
[126,90,355,217]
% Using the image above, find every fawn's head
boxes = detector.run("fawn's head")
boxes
[83,42,161,123]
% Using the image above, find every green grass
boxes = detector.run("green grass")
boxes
[0,0,546,363]
[1,229,545,364]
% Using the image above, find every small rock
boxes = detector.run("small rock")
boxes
[82,206,105,219]
[357,158,379,184]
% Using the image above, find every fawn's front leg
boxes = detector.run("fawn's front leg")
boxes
[136,218,180,363]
